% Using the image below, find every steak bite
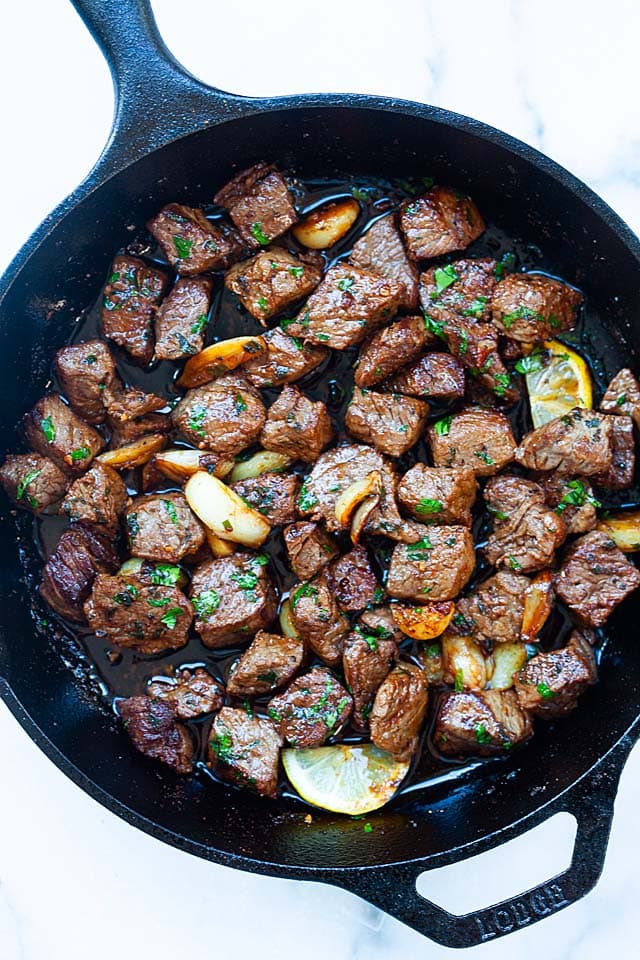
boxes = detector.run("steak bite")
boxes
[420,257,496,325]
[241,325,328,389]
[285,263,404,350]
[104,384,166,423]
[267,667,352,748]
[154,276,212,360]
[260,385,333,462]
[84,573,192,653]
[600,367,640,427]
[554,530,640,627]
[289,570,349,666]
[398,464,477,526]
[388,352,466,401]
[329,545,379,611]
[349,213,419,309]
[537,473,598,534]
[0,453,69,513]
[54,340,117,424]
[449,318,515,401]
[427,407,516,477]
[171,373,266,456]
[110,413,171,447]
[386,527,475,602]
[225,248,321,323]
[190,553,277,648]
[213,162,297,249]
[231,472,298,525]
[119,696,194,775]
[515,630,597,718]
[593,415,635,489]
[343,630,397,730]
[101,255,168,365]
[147,203,242,274]
[515,407,614,476]
[357,605,405,643]
[24,394,105,475]
[61,462,129,530]
[283,521,338,580]
[208,706,282,797]
[40,526,118,622]
[227,630,305,697]
[483,475,567,573]
[147,667,225,719]
[399,186,485,260]
[126,492,206,563]
[369,662,428,760]
[492,273,583,342]
[435,689,532,757]
[453,570,529,646]
[345,386,429,457]
[355,315,434,388]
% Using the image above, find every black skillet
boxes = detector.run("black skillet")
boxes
[1,0,639,947]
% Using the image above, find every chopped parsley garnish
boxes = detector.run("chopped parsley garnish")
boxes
[515,349,546,375]
[423,313,446,340]
[499,305,544,330]
[235,392,247,414]
[536,682,555,700]
[187,407,207,438]
[250,222,270,246]
[493,373,511,398]
[453,612,476,632]
[487,506,509,522]
[290,582,318,610]
[209,729,235,763]
[424,644,440,659]
[336,276,355,292]
[508,555,522,570]
[126,513,139,538]
[162,499,179,524]
[454,668,464,692]
[474,723,492,744]
[494,252,516,279]
[458,328,469,355]
[231,569,259,596]
[298,479,319,512]
[257,670,278,685]
[372,586,385,604]
[406,537,433,561]
[191,313,208,335]
[113,583,139,605]
[289,265,304,278]
[433,264,459,294]
[433,414,453,436]
[316,333,331,342]
[554,479,600,514]
[41,416,56,443]
[85,354,98,365]
[416,498,443,516]
[363,822,373,834]
[70,446,90,462]
[617,394,627,406]
[160,607,184,630]
[147,596,171,608]
[257,296,269,314]
[474,450,494,465]
[16,469,41,507]
[462,296,488,318]
[364,635,378,652]
[172,235,193,260]
[151,564,182,586]
[222,519,233,532]
[108,271,121,284]
[192,589,221,618]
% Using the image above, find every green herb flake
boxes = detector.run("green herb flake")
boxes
[554,479,600,514]
[187,407,207,438]
[235,392,248,414]
[433,264,459,295]
[537,682,555,700]
[416,498,443,516]
[424,643,440,659]
[191,314,208,335]
[433,415,453,436]
[192,589,221,618]
[454,668,464,692]
[113,583,139,605]
[423,313,446,340]
[617,394,628,406]
[257,296,269,314]
[508,555,522,571]
[289,265,304,278]
[16,469,42,506]
[494,252,516,279]
[493,373,511,398]
[210,729,235,763]
[406,537,433,561]
[298,480,319,512]
[70,446,90,462]
[151,564,181,586]
[147,596,171,608]
[160,606,184,630]
[474,450,494,466]
[108,271,121,284]
[364,635,378,652]
[316,333,331,342]
[336,276,355,292]
[363,822,373,834]
[290,582,319,610]
[173,235,193,260]
[499,305,544,331]
[222,519,233,532]
[85,354,98,365]
[41,416,56,443]
[474,723,492,744]
[515,349,546,375]
[250,222,270,246]
[162,499,179,524]
[462,296,488,319]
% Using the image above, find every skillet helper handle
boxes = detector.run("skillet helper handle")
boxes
[70,0,246,176]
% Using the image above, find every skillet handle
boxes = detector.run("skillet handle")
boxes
[69,0,249,178]
[337,737,634,948]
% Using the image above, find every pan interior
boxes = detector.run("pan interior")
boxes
[1,105,639,870]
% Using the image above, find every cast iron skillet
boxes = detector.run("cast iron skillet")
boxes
[1,0,639,947]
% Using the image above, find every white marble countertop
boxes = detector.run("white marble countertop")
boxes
[1,1,640,957]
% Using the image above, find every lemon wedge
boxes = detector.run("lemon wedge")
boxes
[524,340,592,428]
[282,743,409,815]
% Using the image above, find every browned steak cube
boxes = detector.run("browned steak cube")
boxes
[515,407,614,476]
[388,352,466,400]
[190,553,277,648]
[600,367,640,427]
[370,662,428,760]
[354,315,434,388]
[400,186,485,260]
[398,464,477,526]
[171,373,266,456]
[267,667,352,748]
[226,630,305,697]
[554,530,640,627]
[109,413,171,448]
[0,453,69,513]
[357,606,405,643]
[450,319,515,401]
[428,407,516,477]
[492,273,583,342]
[84,573,192,652]
[286,263,404,350]
[242,324,328,388]
[24,394,105,475]
[40,526,118,622]
[343,630,397,730]
[483,475,566,573]
[54,340,117,424]
[103,384,166,423]
[260,385,333,462]
[208,706,282,796]
[147,203,242,274]
[345,386,429,457]
[435,689,532,757]
[61,462,129,530]
[283,521,338,580]
[214,162,297,249]
[119,696,194,774]
[453,570,529,645]
[593,415,635,489]
[329,545,379,611]
[101,256,168,364]
[289,570,349,666]
[420,257,496,324]
[349,213,419,309]
[386,527,475,602]
[154,276,212,360]
[147,667,224,719]
[126,492,205,563]
[225,248,321,324]
[515,630,597,718]
[537,473,598,534]
[231,472,298,525]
